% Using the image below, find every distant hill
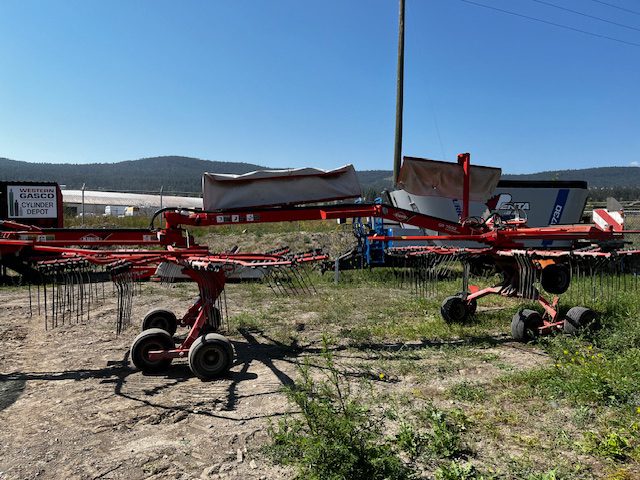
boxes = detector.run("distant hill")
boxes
[1,156,639,199]
[0,156,266,194]
[0,156,394,196]
[503,167,640,188]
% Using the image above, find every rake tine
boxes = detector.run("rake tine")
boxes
[295,264,313,295]
[289,265,307,295]
[302,264,317,294]
[44,276,48,329]
[54,276,59,328]
[281,267,297,295]
[60,272,66,325]
[264,268,279,296]
[28,282,33,317]
[273,268,289,297]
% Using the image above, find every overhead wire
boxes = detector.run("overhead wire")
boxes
[529,0,640,33]
[458,0,640,48]
[586,0,640,17]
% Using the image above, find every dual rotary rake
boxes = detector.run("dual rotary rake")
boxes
[2,154,639,379]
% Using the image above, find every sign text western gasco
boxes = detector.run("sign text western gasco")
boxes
[7,186,58,219]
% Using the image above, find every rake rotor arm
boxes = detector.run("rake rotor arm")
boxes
[162,203,476,236]
[0,227,189,248]
[368,223,623,248]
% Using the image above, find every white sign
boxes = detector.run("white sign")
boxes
[7,185,58,219]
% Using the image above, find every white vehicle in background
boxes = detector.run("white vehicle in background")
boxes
[104,205,127,217]
[125,206,141,216]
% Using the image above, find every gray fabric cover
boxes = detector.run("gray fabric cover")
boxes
[202,165,361,210]
[397,157,502,202]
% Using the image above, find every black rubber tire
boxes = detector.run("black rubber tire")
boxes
[142,309,178,336]
[540,264,571,295]
[188,333,234,380]
[441,296,469,323]
[564,307,598,335]
[511,309,543,342]
[130,328,174,373]
[456,292,477,316]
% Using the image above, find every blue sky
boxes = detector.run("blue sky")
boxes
[0,0,638,174]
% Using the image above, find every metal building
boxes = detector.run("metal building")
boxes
[62,189,202,216]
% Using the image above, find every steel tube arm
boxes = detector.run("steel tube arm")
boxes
[162,203,475,236]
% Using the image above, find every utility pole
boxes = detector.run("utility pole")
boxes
[393,0,405,185]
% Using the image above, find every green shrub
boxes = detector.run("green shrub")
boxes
[405,405,468,459]
[434,461,479,480]
[427,408,465,458]
[267,339,414,480]
[395,421,429,461]
[579,427,640,461]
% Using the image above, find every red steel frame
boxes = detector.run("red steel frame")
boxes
[464,284,562,333]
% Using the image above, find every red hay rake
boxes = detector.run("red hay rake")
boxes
[2,153,639,379]
[0,223,327,378]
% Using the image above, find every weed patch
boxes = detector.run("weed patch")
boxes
[266,340,414,480]
[434,461,479,480]
[447,381,488,402]
[579,426,640,462]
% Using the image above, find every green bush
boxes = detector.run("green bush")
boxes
[579,427,640,461]
[395,421,429,461]
[267,340,414,480]
[434,461,479,480]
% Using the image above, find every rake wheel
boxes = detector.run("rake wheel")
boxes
[511,309,543,342]
[441,296,469,323]
[188,333,234,380]
[456,292,477,316]
[142,309,178,336]
[540,264,571,295]
[564,307,597,335]
[130,328,174,373]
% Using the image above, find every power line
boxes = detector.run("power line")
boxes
[587,0,640,17]
[530,0,640,33]
[459,0,640,48]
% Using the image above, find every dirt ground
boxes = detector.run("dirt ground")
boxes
[0,277,608,480]
[0,284,302,480]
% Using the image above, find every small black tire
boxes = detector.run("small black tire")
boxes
[540,264,571,295]
[511,309,543,342]
[142,309,178,336]
[467,299,477,316]
[441,296,469,323]
[564,307,598,335]
[130,328,174,373]
[188,333,234,380]
[456,292,477,316]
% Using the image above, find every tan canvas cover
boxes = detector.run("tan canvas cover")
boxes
[397,157,502,202]
[202,165,362,210]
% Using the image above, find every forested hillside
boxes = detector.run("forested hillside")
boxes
[2,155,639,200]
